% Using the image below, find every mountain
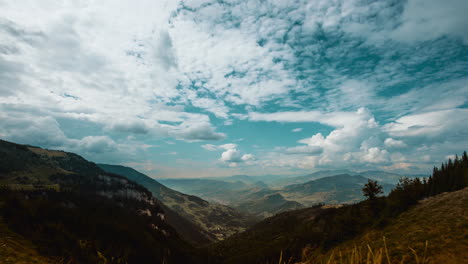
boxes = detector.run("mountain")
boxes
[157,174,395,219]
[359,170,428,184]
[157,178,262,204]
[260,170,357,187]
[236,193,304,218]
[280,174,394,206]
[0,139,208,263]
[212,174,293,187]
[98,164,252,242]
[271,170,427,187]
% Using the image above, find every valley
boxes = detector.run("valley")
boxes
[0,139,466,264]
[159,172,398,218]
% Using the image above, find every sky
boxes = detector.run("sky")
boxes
[0,0,467,178]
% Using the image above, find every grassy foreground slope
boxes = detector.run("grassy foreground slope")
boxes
[299,187,468,264]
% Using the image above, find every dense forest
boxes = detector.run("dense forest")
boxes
[0,140,210,264]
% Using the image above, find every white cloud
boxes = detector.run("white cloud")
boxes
[391,0,468,44]
[0,1,226,143]
[383,109,468,139]
[384,138,407,149]
[73,136,118,153]
[171,15,296,106]
[202,143,237,151]
[0,113,119,156]
[220,148,242,162]
[359,147,390,164]
[169,122,226,141]
[241,153,255,161]
[253,105,468,172]
[201,144,218,151]
[0,0,466,176]
[325,80,376,110]
[218,146,255,166]
[249,108,378,129]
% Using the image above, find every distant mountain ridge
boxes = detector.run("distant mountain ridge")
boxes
[279,174,394,205]
[236,193,304,218]
[159,173,396,218]
[215,169,427,186]
[158,178,257,204]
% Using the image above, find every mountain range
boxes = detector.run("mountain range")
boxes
[98,164,253,243]
[1,138,465,263]
[159,173,395,218]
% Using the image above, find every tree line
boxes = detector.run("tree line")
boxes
[363,151,468,215]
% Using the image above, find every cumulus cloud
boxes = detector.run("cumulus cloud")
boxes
[72,136,118,153]
[251,106,467,172]
[240,153,255,161]
[0,113,118,155]
[213,143,255,167]
[384,138,407,149]
[292,128,302,132]
[169,123,226,141]
[355,147,390,164]
[0,114,68,148]
[220,148,242,163]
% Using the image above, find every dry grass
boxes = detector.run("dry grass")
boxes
[295,237,430,264]
[0,217,57,264]
[291,188,468,264]
[27,147,67,158]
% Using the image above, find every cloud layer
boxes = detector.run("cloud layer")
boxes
[0,0,467,177]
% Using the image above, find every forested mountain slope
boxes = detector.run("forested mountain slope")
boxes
[0,139,209,264]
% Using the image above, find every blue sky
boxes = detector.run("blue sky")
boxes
[0,0,467,178]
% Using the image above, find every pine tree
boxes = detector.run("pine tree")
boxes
[362,179,383,200]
